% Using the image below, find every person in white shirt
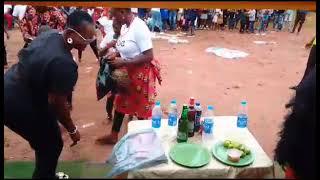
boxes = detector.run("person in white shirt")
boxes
[283,10,294,32]
[87,8,95,17]
[12,5,27,21]
[96,8,161,145]
[213,9,222,30]
[248,9,256,33]
[97,14,115,49]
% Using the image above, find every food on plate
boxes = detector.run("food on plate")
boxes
[223,140,232,148]
[223,140,251,160]
[244,148,251,155]
[227,149,243,162]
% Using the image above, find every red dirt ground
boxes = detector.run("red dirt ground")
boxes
[4,14,315,163]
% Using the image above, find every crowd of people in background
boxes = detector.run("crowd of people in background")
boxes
[4,6,309,37]
[135,8,308,36]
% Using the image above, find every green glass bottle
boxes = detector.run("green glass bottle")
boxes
[177,104,189,143]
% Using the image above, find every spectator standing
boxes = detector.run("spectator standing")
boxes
[228,9,236,31]
[207,9,214,30]
[222,9,229,30]
[150,8,162,32]
[234,9,241,29]
[160,9,169,31]
[199,9,208,29]
[283,10,294,32]
[239,9,247,33]
[248,9,256,33]
[291,10,308,34]
[4,5,13,30]
[168,9,177,30]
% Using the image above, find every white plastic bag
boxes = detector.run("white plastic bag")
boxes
[106,129,167,178]
[205,47,249,59]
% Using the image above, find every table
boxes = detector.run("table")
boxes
[127,116,274,179]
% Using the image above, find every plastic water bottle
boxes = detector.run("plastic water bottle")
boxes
[168,100,178,127]
[202,105,214,144]
[152,101,162,129]
[237,101,248,128]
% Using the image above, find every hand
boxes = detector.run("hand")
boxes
[105,51,117,60]
[69,130,80,147]
[109,57,127,68]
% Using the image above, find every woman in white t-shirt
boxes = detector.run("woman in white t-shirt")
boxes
[96,8,162,145]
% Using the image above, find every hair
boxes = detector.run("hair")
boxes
[110,8,131,16]
[274,68,316,179]
[66,10,94,29]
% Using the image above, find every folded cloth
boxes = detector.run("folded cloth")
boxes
[106,129,167,178]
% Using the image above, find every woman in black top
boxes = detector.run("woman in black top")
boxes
[4,10,96,178]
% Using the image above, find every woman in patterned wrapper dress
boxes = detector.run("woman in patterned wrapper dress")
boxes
[19,6,40,48]
[96,8,162,145]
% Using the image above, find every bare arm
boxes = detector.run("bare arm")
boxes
[48,93,76,132]
[89,39,100,59]
[125,49,154,66]
[4,26,9,39]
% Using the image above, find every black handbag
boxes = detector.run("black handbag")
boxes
[96,57,117,101]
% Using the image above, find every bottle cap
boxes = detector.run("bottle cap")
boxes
[195,102,200,106]
[171,99,176,104]
[155,101,160,106]
[189,97,195,105]
[208,105,214,110]
[241,101,247,105]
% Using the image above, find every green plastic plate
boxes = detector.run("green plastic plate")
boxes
[169,143,211,168]
[212,141,255,167]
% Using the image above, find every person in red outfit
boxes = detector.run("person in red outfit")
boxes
[4,7,14,30]
[19,6,39,48]
[96,8,162,145]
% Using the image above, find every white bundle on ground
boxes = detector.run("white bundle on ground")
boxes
[151,32,189,44]
[253,41,277,45]
[205,47,249,59]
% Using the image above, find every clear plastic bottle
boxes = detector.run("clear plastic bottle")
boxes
[237,101,248,128]
[202,105,214,145]
[168,99,178,128]
[152,101,162,129]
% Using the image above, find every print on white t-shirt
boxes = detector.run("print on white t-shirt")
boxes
[116,17,153,60]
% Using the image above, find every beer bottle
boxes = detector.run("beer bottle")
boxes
[177,104,189,143]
